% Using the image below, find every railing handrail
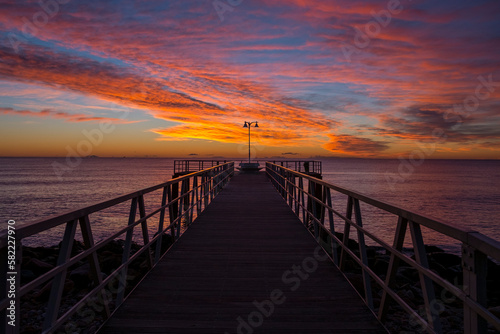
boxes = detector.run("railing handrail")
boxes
[0,162,234,247]
[1,162,235,333]
[265,162,500,334]
[265,162,500,260]
[173,160,229,174]
[174,159,322,175]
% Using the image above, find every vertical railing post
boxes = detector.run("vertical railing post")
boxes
[308,179,319,239]
[462,242,488,334]
[138,195,153,268]
[155,186,168,263]
[167,184,176,241]
[172,181,179,228]
[182,179,190,210]
[177,180,189,237]
[281,170,286,200]
[352,198,373,310]
[298,177,306,224]
[202,173,208,209]
[195,176,202,215]
[339,196,353,271]
[293,175,300,216]
[168,182,180,240]
[188,176,196,225]
[325,188,338,265]
[43,219,78,331]
[288,174,294,208]
[79,215,111,318]
[116,197,138,305]
[409,221,443,333]
[208,171,214,202]
[379,216,408,321]
[216,167,222,194]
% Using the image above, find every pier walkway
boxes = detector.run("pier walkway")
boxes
[99,172,386,333]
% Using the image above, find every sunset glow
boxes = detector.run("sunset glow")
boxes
[1,0,499,158]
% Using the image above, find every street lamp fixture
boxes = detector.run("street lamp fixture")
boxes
[243,121,259,163]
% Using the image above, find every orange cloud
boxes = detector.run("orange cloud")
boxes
[323,134,390,157]
[0,43,339,146]
[0,107,142,124]
[1,0,499,158]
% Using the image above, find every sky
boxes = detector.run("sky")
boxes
[0,0,499,159]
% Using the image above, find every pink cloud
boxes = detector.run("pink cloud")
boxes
[0,107,142,124]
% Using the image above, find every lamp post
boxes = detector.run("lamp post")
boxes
[243,121,259,163]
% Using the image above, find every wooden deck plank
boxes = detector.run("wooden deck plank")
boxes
[99,172,387,334]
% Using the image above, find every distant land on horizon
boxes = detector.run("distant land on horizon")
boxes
[1,156,499,161]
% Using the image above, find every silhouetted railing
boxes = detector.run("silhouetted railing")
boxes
[266,162,500,334]
[265,160,322,175]
[173,160,228,175]
[174,160,321,176]
[0,163,234,334]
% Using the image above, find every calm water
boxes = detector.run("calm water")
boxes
[320,159,500,252]
[1,157,499,253]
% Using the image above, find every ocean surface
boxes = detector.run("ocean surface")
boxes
[1,157,499,254]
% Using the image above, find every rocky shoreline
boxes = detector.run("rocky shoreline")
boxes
[322,232,500,333]
[17,235,500,333]
[19,235,174,334]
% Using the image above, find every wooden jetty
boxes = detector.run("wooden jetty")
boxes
[1,161,499,334]
[173,160,322,178]
[98,172,386,333]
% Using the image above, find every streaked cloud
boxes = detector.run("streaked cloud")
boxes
[0,0,499,158]
[323,134,390,157]
[0,107,142,124]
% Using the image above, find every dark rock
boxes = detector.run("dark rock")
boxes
[397,267,418,282]
[429,259,448,277]
[69,263,91,288]
[20,325,40,334]
[366,248,377,259]
[140,259,151,270]
[68,240,86,256]
[425,245,445,253]
[33,279,74,301]
[32,246,59,259]
[398,289,416,309]
[42,256,57,264]
[101,240,124,254]
[24,258,54,275]
[373,258,390,276]
[100,252,122,274]
[344,273,364,295]
[21,269,36,282]
[430,252,461,267]
[489,306,500,319]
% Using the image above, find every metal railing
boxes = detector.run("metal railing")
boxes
[265,160,322,175]
[266,162,500,334]
[174,160,321,175]
[173,160,229,175]
[0,162,234,334]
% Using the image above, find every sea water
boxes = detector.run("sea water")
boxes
[1,157,499,252]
